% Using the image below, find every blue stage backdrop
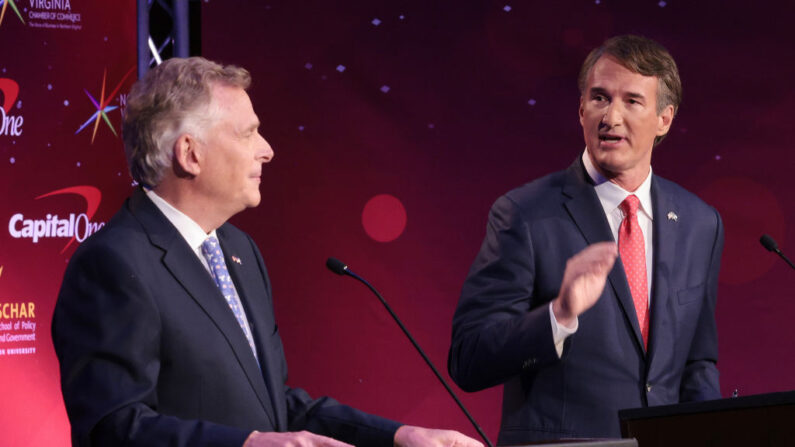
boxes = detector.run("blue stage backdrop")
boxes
[201,0,795,440]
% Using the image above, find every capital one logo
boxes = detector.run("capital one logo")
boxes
[0,78,23,137]
[8,186,105,253]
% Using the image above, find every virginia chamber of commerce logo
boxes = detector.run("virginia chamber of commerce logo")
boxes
[75,67,134,144]
[2,0,84,30]
[0,78,23,137]
[7,186,105,253]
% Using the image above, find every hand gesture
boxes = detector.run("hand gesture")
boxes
[552,242,618,327]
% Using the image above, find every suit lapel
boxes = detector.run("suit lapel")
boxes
[129,190,278,428]
[561,160,647,354]
[647,176,677,362]
[218,228,288,430]
[561,164,614,246]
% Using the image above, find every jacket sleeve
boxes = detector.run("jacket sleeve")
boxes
[244,233,402,447]
[284,387,401,447]
[448,195,561,392]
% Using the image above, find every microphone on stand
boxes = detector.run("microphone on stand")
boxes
[760,234,795,271]
[325,257,494,447]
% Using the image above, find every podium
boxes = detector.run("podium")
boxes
[618,390,795,446]
[513,440,637,446]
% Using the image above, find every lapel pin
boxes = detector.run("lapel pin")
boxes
[667,211,678,222]
[231,256,242,265]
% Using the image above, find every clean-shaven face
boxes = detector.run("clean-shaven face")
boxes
[197,84,274,218]
[579,55,673,188]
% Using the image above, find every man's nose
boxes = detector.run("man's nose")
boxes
[258,134,274,163]
[601,102,623,127]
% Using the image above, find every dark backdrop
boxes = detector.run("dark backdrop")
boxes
[201,0,794,440]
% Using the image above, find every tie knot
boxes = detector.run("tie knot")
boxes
[201,236,221,258]
[620,195,641,216]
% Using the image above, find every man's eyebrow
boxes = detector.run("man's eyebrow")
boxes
[625,91,647,100]
[588,87,647,100]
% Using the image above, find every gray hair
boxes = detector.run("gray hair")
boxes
[122,57,251,187]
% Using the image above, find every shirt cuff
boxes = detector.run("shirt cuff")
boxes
[549,302,578,358]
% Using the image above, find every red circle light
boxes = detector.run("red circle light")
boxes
[361,194,407,243]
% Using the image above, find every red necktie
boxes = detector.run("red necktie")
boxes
[618,195,649,348]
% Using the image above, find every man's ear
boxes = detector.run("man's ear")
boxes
[172,134,201,178]
[656,104,675,136]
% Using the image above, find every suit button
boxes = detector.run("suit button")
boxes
[646,383,652,392]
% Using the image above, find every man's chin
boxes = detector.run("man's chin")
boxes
[590,155,626,179]
[246,194,262,209]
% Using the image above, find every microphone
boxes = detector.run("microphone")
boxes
[325,257,494,447]
[325,257,348,275]
[760,235,795,270]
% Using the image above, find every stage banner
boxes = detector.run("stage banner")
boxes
[0,0,136,444]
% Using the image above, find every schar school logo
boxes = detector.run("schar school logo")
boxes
[0,0,26,27]
[0,78,23,137]
[7,186,105,254]
[75,67,134,144]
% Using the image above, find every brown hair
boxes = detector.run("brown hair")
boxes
[122,57,251,187]
[578,35,681,145]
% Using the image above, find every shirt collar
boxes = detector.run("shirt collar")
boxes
[145,189,218,251]
[582,148,654,220]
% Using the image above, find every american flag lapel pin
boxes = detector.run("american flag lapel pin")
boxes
[231,256,242,265]
[667,211,678,222]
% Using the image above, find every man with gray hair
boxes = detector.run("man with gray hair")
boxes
[52,57,483,447]
[449,35,723,442]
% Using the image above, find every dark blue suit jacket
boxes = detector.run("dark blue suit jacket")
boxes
[52,189,400,446]
[448,159,722,444]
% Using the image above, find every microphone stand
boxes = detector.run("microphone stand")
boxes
[328,259,494,447]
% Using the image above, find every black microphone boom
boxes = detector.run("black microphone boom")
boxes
[325,257,494,447]
[760,234,795,271]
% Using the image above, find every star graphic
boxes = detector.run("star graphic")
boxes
[0,0,25,27]
[75,66,135,144]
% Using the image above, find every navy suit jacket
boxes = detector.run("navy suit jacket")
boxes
[448,159,722,444]
[52,189,400,446]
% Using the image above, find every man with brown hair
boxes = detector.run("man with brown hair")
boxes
[449,35,722,443]
[52,57,483,447]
